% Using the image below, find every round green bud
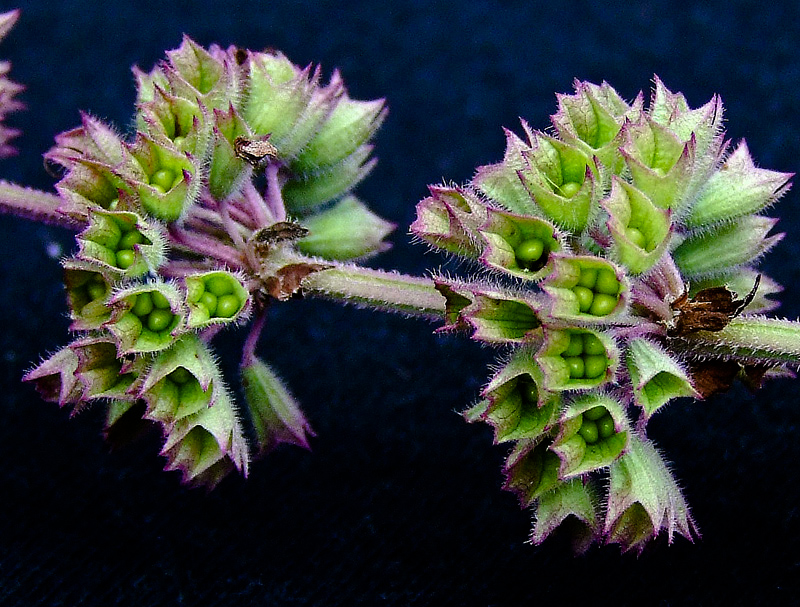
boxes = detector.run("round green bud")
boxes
[577,268,597,289]
[151,291,171,309]
[582,334,605,356]
[169,366,193,384]
[146,308,174,332]
[132,292,154,317]
[86,282,107,301]
[215,294,240,318]
[205,275,234,297]
[115,249,136,269]
[565,356,585,379]
[625,226,647,249]
[118,230,144,250]
[597,414,616,439]
[150,183,166,194]
[199,291,218,316]
[583,355,607,379]
[150,168,176,192]
[573,286,594,313]
[173,136,185,148]
[584,405,606,421]
[119,311,143,339]
[563,333,584,357]
[578,420,599,444]
[186,279,205,303]
[518,378,538,403]
[557,181,582,198]
[594,268,619,295]
[589,293,618,316]
[515,238,544,266]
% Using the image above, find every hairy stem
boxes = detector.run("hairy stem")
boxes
[301,263,446,319]
[677,316,800,366]
[0,181,79,229]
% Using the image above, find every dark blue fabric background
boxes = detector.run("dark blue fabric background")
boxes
[1,1,799,604]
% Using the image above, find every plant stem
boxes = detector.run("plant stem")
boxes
[0,181,79,229]
[677,316,800,366]
[301,263,446,319]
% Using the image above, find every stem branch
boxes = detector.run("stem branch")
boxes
[301,263,446,319]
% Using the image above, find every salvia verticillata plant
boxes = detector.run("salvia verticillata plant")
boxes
[0,30,443,489]
[3,10,800,552]
[411,77,800,552]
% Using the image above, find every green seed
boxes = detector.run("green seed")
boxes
[563,333,584,357]
[199,291,218,316]
[205,275,233,296]
[132,292,154,317]
[86,282,107,301]
[589,293,618,316]
[594,268,619,295]
[565,356,585,379]
[583,355,607,379]
[215,294,240,318]
[584,405,606,421]
[518,379,538,403]
[515,238,545,266]
[147,308,174,332]
[169,367,193,384]
[582,334,605,356]
[597,414,616,439]
[151,183,166,194]
[173,136,185,148]
[150,168,175,191]
[151,291,171,309]
[557,181,582,198]
[577,268,597,289]
[118,230,143,250]
[625,226,647,249]
[578,420,599,444]
[573,286,594,313]
[115,249,136,269]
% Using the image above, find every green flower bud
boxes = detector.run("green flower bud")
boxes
[473,128,540,216]
[536,329,616,392]
[106,281,186,354]
[62,260,114,331]
[241,356,315,456]
[503,438,563,506]
[411,185,490,258]
[435,282,541,344]
[291,95,386,173]
[673,215,782,278]
[124,133,201,222]
[297,195,395,261]
[464,346,560,443]
[605,433,698,553]
[23,346,83,407]
[517,133,597,232]
[550,394,629,479]
[541,255,627,322]
[531,478,599,553]
[76,209,167,278]
[184,270,250,329]
[138,334,225,428]
[603,177,672,275]
[627,338,700,418]
[479,207,562,280]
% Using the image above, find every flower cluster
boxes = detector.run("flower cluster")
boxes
[412,78,795,551]
[22,37,391,488]
[0,10,23,157]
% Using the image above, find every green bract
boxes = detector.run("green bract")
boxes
[412,77,797,552]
